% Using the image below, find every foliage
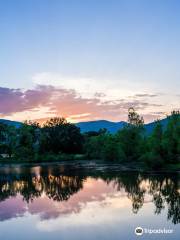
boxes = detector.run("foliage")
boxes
[116,108,145,161]
[0,123,16,157]
[143,120,165,169]
[0,109,179,169]
[40,117,83,154]
[14,121,40,159]
[128,107,144,126]
[84,132,125,161]
[162,111,180,163]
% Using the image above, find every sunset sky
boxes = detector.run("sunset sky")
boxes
[0,0,179,123]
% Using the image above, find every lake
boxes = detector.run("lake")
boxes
[0,163,179,240]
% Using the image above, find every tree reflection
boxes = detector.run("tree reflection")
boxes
[0,166,179,224]
[0,168,84,203]
[104,172,180,224]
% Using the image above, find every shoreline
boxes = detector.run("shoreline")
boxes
[0,159,179,173]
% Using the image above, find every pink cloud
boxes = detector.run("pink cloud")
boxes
[0,85,163,122]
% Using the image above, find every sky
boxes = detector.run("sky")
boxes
[0,0,180,123]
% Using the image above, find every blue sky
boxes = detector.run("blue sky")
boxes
[0,0,179,122]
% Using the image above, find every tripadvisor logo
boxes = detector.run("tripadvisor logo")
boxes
[135,227,143,236]
[135,226,174,236]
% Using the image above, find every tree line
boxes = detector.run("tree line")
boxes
[85,108,180,168]
[0,108,179,168]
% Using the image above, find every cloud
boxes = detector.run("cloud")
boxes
[94,92,106,98]
[0,85,164,122]
[0,86,53,115]
[32,72,104,99]
[134,93,158,98]
[32,72,141,101]
[0,87,24,114]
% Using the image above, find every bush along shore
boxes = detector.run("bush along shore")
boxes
[0,108,180,170]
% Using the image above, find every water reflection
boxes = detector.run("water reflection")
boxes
[0,165,179,226]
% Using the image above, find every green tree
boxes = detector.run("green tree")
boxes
[0,123,17,157]
[40,117,83,154]
[15,121,40,158]
[85,131,125,161]
[0,123,8,153]
[128,107,144,126]
[116,108,145,161]
[163,111,180,163]
[144,120,164,168]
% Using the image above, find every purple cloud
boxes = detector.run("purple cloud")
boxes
[0,85,164,122]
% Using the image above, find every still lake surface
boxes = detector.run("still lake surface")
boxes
[0,163,179,240]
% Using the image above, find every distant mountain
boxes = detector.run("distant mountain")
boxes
[76,118,169,134]
[0,119,22,128]
[0,117,170,134]
[76,120,127,133]
[144,118,169,134]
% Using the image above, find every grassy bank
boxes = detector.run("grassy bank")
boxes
[0,153,86,164]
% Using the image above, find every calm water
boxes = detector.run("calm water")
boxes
[0,163,179,240]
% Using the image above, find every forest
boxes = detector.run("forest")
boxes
[0,108,179,169]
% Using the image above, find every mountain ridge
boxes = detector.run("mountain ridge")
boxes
[0,119,22,128]
[76,118,169,133]
[0,118,169,134]
[76,120,127,133]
